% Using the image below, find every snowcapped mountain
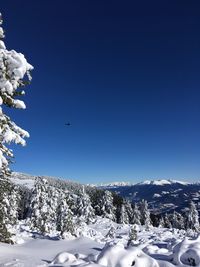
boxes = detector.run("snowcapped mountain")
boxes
[137,179,190,186]
[98,179,190,188]
[97,181,133,188]
[99,179,200,214]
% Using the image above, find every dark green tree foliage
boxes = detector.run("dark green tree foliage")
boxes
[111,192,123,223]
[164,213,172,229]
[171,211,185,230]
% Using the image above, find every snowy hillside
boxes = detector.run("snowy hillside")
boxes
[0,173,200,266]
[0,217,200,267]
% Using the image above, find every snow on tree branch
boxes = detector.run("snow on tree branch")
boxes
[0,13,33,177]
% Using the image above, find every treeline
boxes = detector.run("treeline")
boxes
[0,176,199,244]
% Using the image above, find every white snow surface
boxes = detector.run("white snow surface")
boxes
[0,218,199,267]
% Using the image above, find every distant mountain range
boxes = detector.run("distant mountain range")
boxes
[98,179,200,214]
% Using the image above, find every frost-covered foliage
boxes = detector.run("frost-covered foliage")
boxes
[27,177,98,238]
[171,211,185,230]
[119,204,129,224]
[57,192,76,238]
[2,172,200,244]
[131,203,141,225]
[140,199,152,229]
[0,177,20,243]
[124,200,133,223]
[76,186,95,224]
[127,224,138,246]
[185,201,200,232]
[0,14,33,176]
[106,225,116,239]
[158,216,165,228]
[28,177,69,235]
[164,213,172,229]
[98,190,116,221]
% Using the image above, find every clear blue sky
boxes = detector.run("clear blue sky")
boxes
[1,1,200,183]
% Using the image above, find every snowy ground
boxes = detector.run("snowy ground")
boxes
[0,218,199,267]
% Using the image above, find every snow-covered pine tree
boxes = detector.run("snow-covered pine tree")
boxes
[131,203,141,225]
[164,213,172,229]
[158,216,165,228]
[140,199,152,229]
[0,178,20,243]
[57,192,75,238]
[76,186,95,224]
[45,183,60,233]
[106,225,116,239]
[185,201,200,232]
[172,211,185,230]
[127,224,137,247]
[0,13,33,177]
[119,203,129,224]
[98,190,116,221]
[177,212,185,230]
[28,177,58,235]
[124,200,133,224]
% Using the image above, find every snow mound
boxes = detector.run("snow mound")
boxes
[97,242,159,267]
[173,236,200,266]
[51,251,77,265]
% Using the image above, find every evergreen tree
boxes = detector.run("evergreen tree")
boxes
[57,193,75,238]
[140,200,152,229]
[172,211,185,230]
[164,213,172,229]
[0,178,19,243]
[28,177,57,234]
[76,186,95,224]
[158,216,165,228]
[106,225,116,239]
[45,184,60,233]
[127,225,137,247]
[124,200,133,223]
[0,13,33,176]
[96,190,116,221]
[185,201,200,232]
[131,203,141,225]
[119,204,129,224]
